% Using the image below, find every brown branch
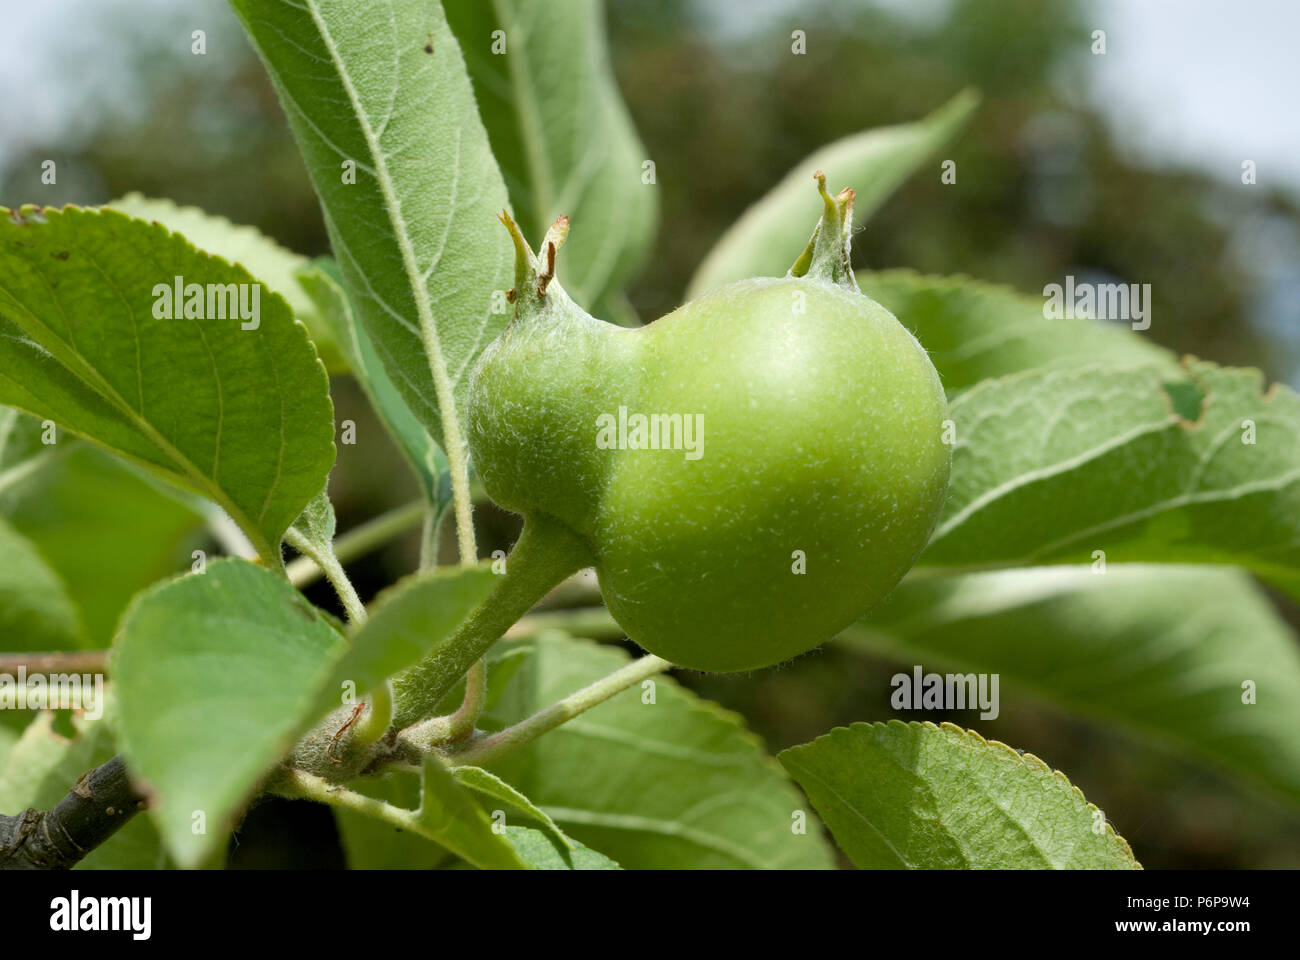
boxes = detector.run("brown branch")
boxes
[0,755,146,870]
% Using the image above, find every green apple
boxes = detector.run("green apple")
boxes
[467,173,950,672]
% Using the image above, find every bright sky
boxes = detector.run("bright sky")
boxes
[0,0,1295,377]
[2,0,1296,193]
[1089,0,1300,193]
[0,0,238,184]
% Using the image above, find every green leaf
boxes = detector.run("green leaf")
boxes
[0,206,335,563]
[446,0,657,312]
[858,270,1180,393]
[779,721,1140,869]
[336,768,615,870]
[103,194,345,372]
[0,404,55,487]
[230,0,513,458]
[503,825,620,870]
[0,713,97,818]
[112,558,346,867]
[315,564,497,718]
[0,516,81,649]
[478,634,835,869]
[1,444,203,648]
[414,755,527,870]
[924,362,1300,602]
[0,704,170,869]
[113,548,497,869]
[845,564,1300,807]
[333,771,451,870]
[334,760,536,869]
[453,765,571,851]
[298,260,449,512]
[685,90,979,298]
[0,727,16,772]
[288,486,337,558]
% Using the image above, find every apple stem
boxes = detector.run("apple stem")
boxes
[390,513,595,729]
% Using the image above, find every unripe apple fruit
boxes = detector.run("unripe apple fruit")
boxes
[468,173,950,672]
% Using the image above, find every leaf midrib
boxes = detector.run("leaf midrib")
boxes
[779,752,917,869]
[933,416,1178,542]
[304,0,468,472]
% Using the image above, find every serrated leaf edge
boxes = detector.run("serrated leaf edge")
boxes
[0,203,336,557]
[782,719,1140,867]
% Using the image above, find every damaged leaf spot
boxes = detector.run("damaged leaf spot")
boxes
[1161,375,1205,426]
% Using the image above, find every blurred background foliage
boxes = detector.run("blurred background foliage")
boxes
[2,0,1299,868]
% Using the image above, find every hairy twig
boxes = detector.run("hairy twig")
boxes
[286,500,427,588]
[435,654,672,767]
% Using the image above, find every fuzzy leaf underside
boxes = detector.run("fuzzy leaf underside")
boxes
[846,564,1300,808]
[230,0,514,461]
[859,269,1181,394]
[446,0,657,313]
[923,361,1300,605]
[297,260,449,512]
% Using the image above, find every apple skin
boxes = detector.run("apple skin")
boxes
[467,273,950,673]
